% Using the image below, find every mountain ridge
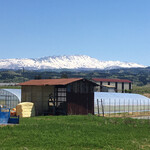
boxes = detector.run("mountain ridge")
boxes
[0,55,146,70]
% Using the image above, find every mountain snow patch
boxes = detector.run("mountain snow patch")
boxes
[0,55,146,70]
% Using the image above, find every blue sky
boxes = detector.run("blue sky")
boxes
[0,0,150,66]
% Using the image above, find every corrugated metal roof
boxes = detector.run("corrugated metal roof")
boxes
[19,78,85,86]
[92,78,132,83]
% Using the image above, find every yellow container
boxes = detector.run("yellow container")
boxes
[16,102,35,117]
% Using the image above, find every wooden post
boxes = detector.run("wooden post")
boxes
[101,99,104,117]
[97,99,99,116]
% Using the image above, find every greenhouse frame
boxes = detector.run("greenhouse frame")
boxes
[0,89,21,109]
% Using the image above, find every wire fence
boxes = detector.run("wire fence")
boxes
[95,98,150,119]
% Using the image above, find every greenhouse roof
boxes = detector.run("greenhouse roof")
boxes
[2,89,21,102]
[94,92,150,101]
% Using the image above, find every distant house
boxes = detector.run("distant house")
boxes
[19,78,97,116]
[92,78,132,93]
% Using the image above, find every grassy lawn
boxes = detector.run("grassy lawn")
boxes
[1,115,150,150]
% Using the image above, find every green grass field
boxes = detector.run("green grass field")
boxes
[1,115,150,150]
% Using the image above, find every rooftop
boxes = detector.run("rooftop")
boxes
[92,78,132,83]
[19,78,97,86]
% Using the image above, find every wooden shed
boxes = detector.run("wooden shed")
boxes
[19,78,97,115]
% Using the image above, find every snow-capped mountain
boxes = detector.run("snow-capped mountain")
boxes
[0,55,146,70]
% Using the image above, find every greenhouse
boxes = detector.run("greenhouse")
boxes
[0,89,21,109]
[94,92,150,116]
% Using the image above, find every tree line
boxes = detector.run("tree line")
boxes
[0,67,150,86]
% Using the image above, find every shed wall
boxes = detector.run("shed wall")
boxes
[21,85,54,115]
[67,93,94,115]
[66,80,94,115]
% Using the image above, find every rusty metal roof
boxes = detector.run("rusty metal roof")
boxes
[92,78,132,83]
[19,78,93,86]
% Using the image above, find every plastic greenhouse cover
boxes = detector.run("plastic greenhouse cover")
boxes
[94,92,150,105]
[3,89,21,102]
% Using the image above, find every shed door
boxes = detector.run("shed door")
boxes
[55,87,67,115]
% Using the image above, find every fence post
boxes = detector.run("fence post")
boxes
[97,99,99,116]
[101,99,104,117]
